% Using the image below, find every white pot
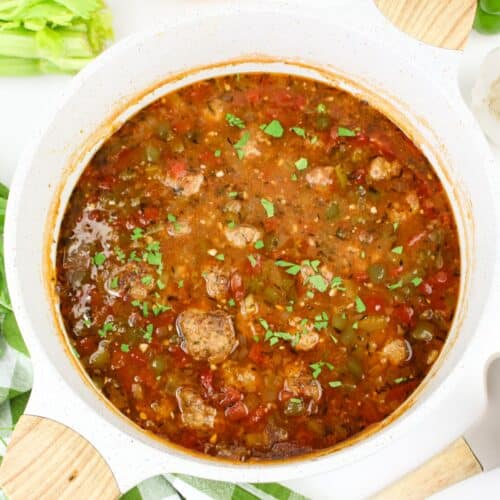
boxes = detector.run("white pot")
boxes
[4,0,500,493]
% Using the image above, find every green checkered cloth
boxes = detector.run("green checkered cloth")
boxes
[0,184,306,499]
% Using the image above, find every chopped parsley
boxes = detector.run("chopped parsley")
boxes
[145,241,163,274]
[275,260,301,276]
[247,255,258,267]
[254,239,264,250]
[167,213,181,232]
[330,276,346,291]
[215,253,225,261]
[131,227,144,241]
[310,135,318,145]
[314,312,329,331]
[291,126,306,138]
[306,290,315,299]
[141,275,153,286]
[338,126,356,137]
[394,377,407,384]
[132,300,149,317]
[93,252,106,266]
[260,198,275,218]
[387,280,404,290]
[227,220,236,229]
[228,191,238,198]
[114,247,126,263]
[290,397,302,404]
[392,246,403,255]
[258,318,297,347]
[393,221,400,232]
[291,173,298,181]
[128,250,141,263]
[228,298,236,307]
[260,119,284,138]
[214,149,221,157]
[83,318,92,328]
[294,157,308,171]
[234,131,250,159]
[152,303,171,316]
[177,280,184,288]
[330,333,338,344]
[317,103,327,113]
[120,344,130,353]
[98,321,114,338]
[310,361,334,379]
[157,279,166,290]
[329,380,343,388]
[355,296,366,313]
[143,323,154,342]
[109,277,119,289]
[308,274,328,292]
[411,277,423,287]
[225,113,245,129]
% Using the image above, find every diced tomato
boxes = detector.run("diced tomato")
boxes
[351,168,366,185]
[218,387,242,408]
[225,401,249,421]
[248,342,266,366]
[246,405,269,425]
[166,159,187,179]
[389,265,404,278]
[269,89,306,110]
[434,271,448,284]
[198,150,222,167]
[98,175,115,191]
[140,206,160,225]
[200,369,215,397]
[77,337,97,356]
[230,272,245,301]
[363,294,387,314]
[263,217,279,232]
[393,304,414,326]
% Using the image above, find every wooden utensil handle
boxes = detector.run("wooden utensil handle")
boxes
[375,0,477,49]
[0,415,120,500]
[373,437,482,499]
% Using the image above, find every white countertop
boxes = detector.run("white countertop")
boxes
[0,2,499,498]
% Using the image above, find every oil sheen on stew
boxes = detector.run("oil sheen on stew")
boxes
[56,73,460,461]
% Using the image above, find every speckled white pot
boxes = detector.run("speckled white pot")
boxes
[4,0,500,493]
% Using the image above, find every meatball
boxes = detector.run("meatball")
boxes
[165,172,204,196]
[176,309,237,363]
[224,224,262,248]
[283,362,322,402]
[305,166,334,187]
[369,156,402,181]
[203,268,229,300]
[106,262,155,300]
[176,387,216,430]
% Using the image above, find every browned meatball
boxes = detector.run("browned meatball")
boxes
[176,387,216,430]
[176,309,237,363]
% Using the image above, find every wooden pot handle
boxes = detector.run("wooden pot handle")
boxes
[0,415,120,500]
[373,437,482,499]
[374,0,477,49]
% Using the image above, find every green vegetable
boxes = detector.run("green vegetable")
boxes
[225,113,245,129]
[260,198,275,218]
[291,126,306,138]
[480,0,500,15]
[233,131,250,159]
[391,245,403,255]
[294,157,308,171]
[93,252,105,266]
[338,127,356,137]
[474,5,500,33]
[355,296,366,313]
[260,119,284,138]
[0,1,113,75]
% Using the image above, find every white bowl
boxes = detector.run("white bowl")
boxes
[5,1,500,493]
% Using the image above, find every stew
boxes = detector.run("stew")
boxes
[56,73,460,461]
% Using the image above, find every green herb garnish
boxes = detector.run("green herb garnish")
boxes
[226,113,245,129]
[93,252,106,266]
[392,246,403,255]
[294,158,308,171]
[355,296,366,313]
[291,126,306,138]
[260,198,275,218]
[338,127,356,137]
[260,119,284,138]
[131,228,144,241]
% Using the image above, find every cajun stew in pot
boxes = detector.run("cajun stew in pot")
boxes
[56,73,460,461]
